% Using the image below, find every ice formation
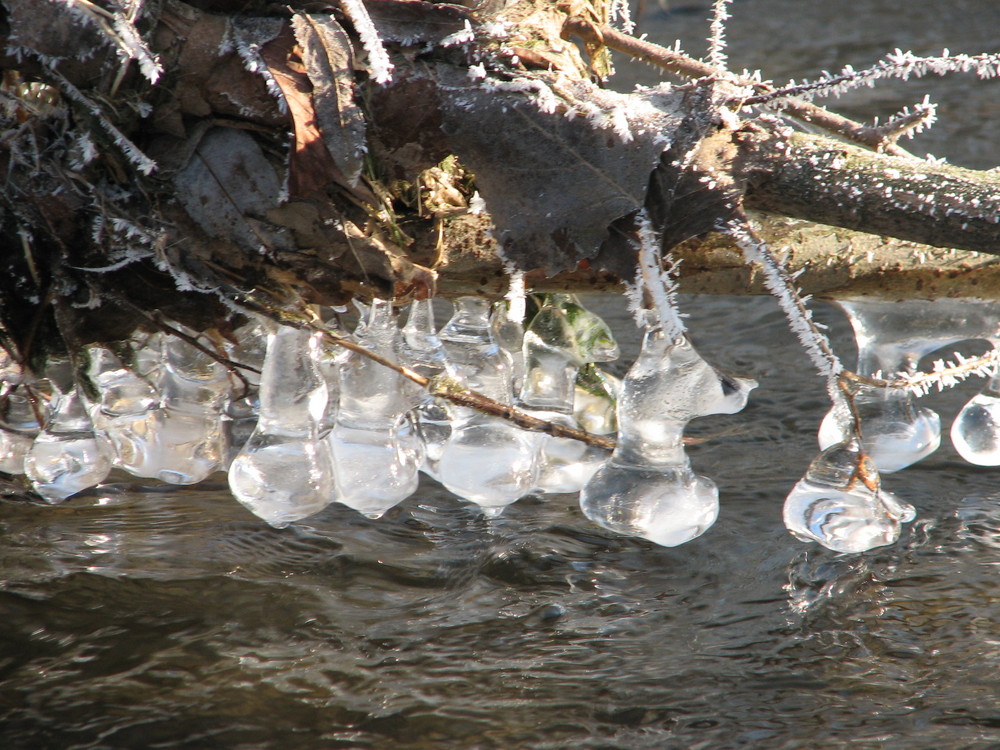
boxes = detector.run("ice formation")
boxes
[328,299,421,519]
[518,293,619,493]
[783,439,915,553]
[229,325,335,528]
[436,296,539,517]
[580,329,755,546]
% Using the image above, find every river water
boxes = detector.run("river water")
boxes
[2,2,1000,748]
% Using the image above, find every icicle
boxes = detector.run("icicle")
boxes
[24,358,114,503]
[518,294,619,494]
[328,299,421,518]
[436,297,539,517]
[580,328,755,546]
[784,439,915,553]
[399,298,453,479]
[229,324,335,528]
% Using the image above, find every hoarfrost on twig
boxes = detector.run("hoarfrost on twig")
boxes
[706,0,732,70]
[625,210,687,338]
[728,220,843,384]
[341,0,394,85]
[744,49,1000,107]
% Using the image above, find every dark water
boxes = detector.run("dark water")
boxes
[3,3,1000,748]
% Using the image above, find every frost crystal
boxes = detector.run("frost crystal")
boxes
[341,0,394,85]
[707,0,732,69]
[728,220,842,382]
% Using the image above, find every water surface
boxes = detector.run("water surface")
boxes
[2,2,1000,748]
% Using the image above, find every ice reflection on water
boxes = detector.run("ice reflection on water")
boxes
[3,0,1000,746]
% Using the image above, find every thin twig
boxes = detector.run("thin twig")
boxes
[561,18,913,156]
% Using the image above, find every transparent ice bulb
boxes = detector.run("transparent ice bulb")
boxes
[24,359,114,503]
[229,325,335,528]
[784,440,915,553]
[114,326,232,484]
[437,296,538,516]
[581,329,755,546]
[951,365,1000,465]
[818,387,940,473]
[329,299,420,518]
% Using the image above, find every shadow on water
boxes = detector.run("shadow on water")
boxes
[3,1,1000,747]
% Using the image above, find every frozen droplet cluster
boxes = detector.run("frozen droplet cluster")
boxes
[7,293,1000,554]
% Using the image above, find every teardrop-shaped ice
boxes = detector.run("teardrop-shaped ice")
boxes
[950,370,1000,465]
[329,299,421,518]
[436,297,539,515]
[0,352,46,475]
[580,329,755,546]
[229,325,334,528]
[783,440,915,553]
[24,359,114,503]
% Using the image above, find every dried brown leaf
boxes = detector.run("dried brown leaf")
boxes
[434,68,684,274]
[292,13,368,187]
[261,26,341,199]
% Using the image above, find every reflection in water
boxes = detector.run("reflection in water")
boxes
[3,1,1000,746]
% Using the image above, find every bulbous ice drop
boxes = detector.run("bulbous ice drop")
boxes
[229,325,335,528]
[519,294,620,493]
[436,297,539,515]
[24,360,114,503]
[116,328,232,484]
[951,369,1000,465]
[330,420,422,519]
[580,329,756,546]
[436,417,539,517]
[818,388,940,473]
[783,441,915,554]
[329,299,421,517]
[581,462,720,546]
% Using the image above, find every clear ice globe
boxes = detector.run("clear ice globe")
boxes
[950,392,1000,466]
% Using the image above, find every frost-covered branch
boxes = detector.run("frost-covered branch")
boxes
[743,49,1000,107]
[847,349,1000,398]
[706,0,732,69]
[625,210,687,336]
[728,219,843,382]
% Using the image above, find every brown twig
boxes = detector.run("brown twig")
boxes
[561,18,913,157]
